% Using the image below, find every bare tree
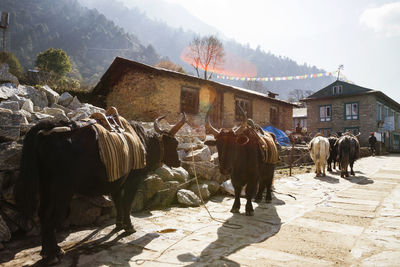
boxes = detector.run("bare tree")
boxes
[186,35,225,80]
[155,60,186,74]
[242,80,268,94]
[288,89,314,102]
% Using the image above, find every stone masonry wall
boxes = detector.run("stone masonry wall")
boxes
[105,69,293,130]
[307,94,378,146]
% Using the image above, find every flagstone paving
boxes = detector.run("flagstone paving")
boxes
[1,154,400,266]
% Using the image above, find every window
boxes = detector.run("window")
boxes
[384,106,389,118]
[332,85,343,95]
[270,106,279,126]
[345,102,358,120]
[235,97,252,121]
[344,127,360,135]
[180,86,199,114]
[319,105,332,122]
[318,128,332,136]
[377,102,382,121]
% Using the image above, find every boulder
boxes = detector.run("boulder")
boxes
[0,83,18,100]
[190,183,210,201]
[33,112,54,121]
[171,167,189,183]
[58,92,74,107]
[69,111,90,121]
[177,189,201,207]
[38,85,59,106]
[0,64,18,86]
[181,161,219,181]
[67,197,102,226]
[2,184,15,205]
[51,103,72,114]
[19,85,48,108]
[146,181,179,209]
[77,103,105,115]
[143,174,164,200]
[16,109,33,122]
[132,191,144,212]
[155,165,175,181]
[42,107,69,121]
[21,99,34,113]
[0,142,22,171]
[9,94,28,108]
[68,96,82,110]
[202,180,221,195]
[0,109,23,141]
[0,101,19,111]
[184,146,211,162]
[0,215,11,243]
[87,195,114,208]
[211,152,219,165]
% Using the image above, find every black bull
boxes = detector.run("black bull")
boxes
[337,134,360,177]
[204,111,277,216]
[15,114,185,263]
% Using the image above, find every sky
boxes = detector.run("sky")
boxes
[159,0,400,102]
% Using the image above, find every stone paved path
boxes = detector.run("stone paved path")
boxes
[2,155,400,266]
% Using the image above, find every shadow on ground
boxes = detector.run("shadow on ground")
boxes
[178,195,282,266]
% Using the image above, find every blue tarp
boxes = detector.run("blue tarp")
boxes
[262,125,291,146]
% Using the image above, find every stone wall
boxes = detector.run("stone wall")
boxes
[104,69,293,130]
[307,94,378,146]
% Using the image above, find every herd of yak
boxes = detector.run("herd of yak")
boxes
[309,132,360,178]
[13,105,360,264]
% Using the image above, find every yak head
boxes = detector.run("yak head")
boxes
[153,113,186,168]
[204,104,248,175]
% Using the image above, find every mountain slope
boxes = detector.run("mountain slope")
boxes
[78,0,334,98]
[3,0,160,84]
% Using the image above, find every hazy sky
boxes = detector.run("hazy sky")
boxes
[162,0,400,102]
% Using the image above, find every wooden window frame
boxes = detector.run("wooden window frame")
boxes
[270,105,279,126]
[180,86,199,114]
[344,102,359,120]
[319,105,332,122]
[235,96,252,121]
[333,85,343,95]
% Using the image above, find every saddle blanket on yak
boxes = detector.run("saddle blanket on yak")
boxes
[248,127,279,164]
[91,115,146,182]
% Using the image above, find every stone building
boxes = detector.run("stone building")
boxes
[303,80,400,151]
[91,57,294,130]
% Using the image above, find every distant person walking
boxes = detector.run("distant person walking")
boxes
[369,132,377,156]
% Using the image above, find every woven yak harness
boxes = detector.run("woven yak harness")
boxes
[92,115,146,182]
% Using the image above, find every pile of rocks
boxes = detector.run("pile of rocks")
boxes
[0,74,228,247]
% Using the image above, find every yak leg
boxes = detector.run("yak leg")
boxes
[322,161,326,177]
[120,173,143,234]
[111,190,124,231]
[327,158,332,172]
[264,164,275,203]
[230,182,242,214]
[350,160,355,176]
[255,178,266,203]
[245,180,257,216]
[39,182,71,263]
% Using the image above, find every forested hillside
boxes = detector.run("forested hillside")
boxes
[79,0,334,97]
[2,0,160,85]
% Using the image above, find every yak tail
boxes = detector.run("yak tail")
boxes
[15,121,55,219]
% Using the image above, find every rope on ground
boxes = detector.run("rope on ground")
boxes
[134,129,243,265]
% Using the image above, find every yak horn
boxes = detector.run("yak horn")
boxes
[205,105,220,137]
[154,115,167,134]
[169,113,186,136]
[234,104,247,135]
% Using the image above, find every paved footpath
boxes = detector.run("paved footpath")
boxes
[2,155,400,266]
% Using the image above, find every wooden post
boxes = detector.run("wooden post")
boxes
[289,138,294,176]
